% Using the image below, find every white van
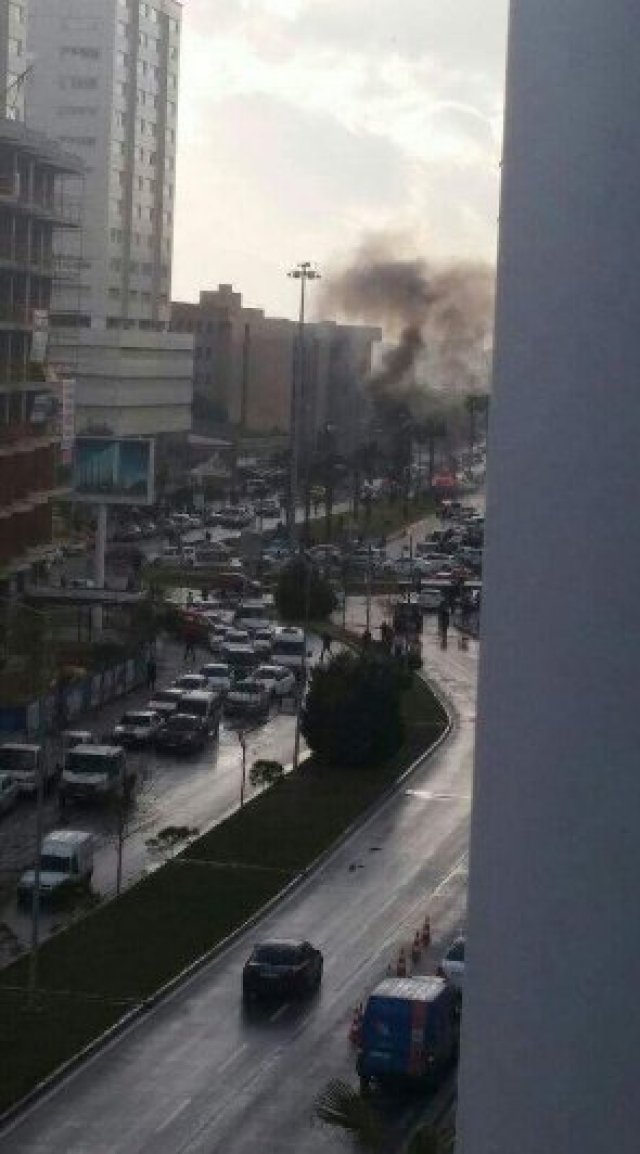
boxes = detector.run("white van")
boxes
[0,743,57,796]
[60,744,133,805]
[271,627,308,676]
[17,830,94,903]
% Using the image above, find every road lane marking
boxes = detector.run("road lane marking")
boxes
[217,1042,248,1074]
[268,1002,291,1022]
[155,1097,192,1133]
[405,789,471,801]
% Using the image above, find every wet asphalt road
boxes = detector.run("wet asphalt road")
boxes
[0,614,477,1154]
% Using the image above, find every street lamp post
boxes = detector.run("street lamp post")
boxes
[287,262,320,547]
[238,730,247,808]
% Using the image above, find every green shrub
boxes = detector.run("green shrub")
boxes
[302,650,405,768]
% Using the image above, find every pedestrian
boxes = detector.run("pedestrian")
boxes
[321,633,332,662]
[146,655,157,691]
[437,600,450,650]
[184,635,196,665]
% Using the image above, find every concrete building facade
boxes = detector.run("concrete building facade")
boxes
[457,4,640,1154]
[0,118,82,584]
[171,285,380,451]
[0,0,28,123]
[27,0,180,330]
[51,325,193,438]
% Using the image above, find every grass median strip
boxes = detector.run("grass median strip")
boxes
[0,675,447,1117]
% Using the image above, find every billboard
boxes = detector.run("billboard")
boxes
[73,437,155,505]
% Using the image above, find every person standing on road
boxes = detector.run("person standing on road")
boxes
[184,635,196,665]
[321,633,332,662]
[146,655,157,691]
[437,600,450,649]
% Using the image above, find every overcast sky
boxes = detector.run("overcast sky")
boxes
[171,0,509,321]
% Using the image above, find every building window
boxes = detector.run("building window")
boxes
[110,258,122,271]
[69,77,99,90]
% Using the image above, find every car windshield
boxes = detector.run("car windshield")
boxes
[202,666,228,677]
[175,676,205,688]
[121,713,151,726]
[182,699,210,718]
[234,681,257,693]
[0,748,36,771]
[154,690,182,703]
[252,944,300,965]
[273,640,305,657]
[165,716,196,732]
[447,939,465,962]
[68,752,120,777]
[40,854,72,875]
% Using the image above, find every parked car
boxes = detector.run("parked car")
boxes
[0,772,20,816]
[253,664,296,700]
[437,935,465,993]
[0,744,57,796]
[254,497,281,518]
[223,628,251,648]
[155,713,208,754]
[17,830,94,905]
[242,939,323,1003]
[112,710,162,747]
[146,687,185,719]
[179,690,221,736]
[172,673,209,693]
[199,663,232,694]
[224,678,270,719]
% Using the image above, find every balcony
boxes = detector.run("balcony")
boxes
[0,179,81,228]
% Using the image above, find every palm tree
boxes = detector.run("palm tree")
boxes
[314,1078,455,1153]
[420,416,448,490]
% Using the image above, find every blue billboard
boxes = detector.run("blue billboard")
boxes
[73,437,155,505]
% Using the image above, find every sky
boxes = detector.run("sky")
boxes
[171,0,510,322]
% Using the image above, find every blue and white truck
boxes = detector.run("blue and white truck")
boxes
[356,976,459,1093]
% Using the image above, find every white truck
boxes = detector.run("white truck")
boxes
[17,830,94,905]
[59,744,134,806]
[0,743,58,796]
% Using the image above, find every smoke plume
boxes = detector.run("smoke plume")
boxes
[322,239,494,418]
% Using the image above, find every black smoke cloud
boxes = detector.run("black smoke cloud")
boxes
[322,240,494,413]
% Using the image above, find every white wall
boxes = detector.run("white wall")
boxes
[457,4,640,1154]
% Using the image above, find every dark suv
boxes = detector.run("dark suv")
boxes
[242,939,323,1003]
[155,713,207,754]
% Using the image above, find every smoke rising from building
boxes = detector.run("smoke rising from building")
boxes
[322,240,494,418]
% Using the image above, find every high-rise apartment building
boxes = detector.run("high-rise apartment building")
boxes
[0,0,28,122]
[27,0,180,330]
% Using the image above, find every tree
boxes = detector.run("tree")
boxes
[249,759,284,789]
[302,650,404,768]
[419,416,448,489]
[314,1079,453,1153]
[275,559,337,623]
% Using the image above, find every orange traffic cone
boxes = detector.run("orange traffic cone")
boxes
[421,916,431,947]
[411,931,422,964]
[396,947,408,977]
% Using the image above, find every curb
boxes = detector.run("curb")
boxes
[0,675,455,1132]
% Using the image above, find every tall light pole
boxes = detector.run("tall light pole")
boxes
[287,262,320,547]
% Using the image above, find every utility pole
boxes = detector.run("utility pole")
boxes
[292,560,312,772]
[287,262,320,548]
[238,730,247,807]
[27,755,45,1006]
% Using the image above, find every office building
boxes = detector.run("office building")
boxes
[0,117,82,586]
[457,3,640,1154]
[171,285,381,450]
